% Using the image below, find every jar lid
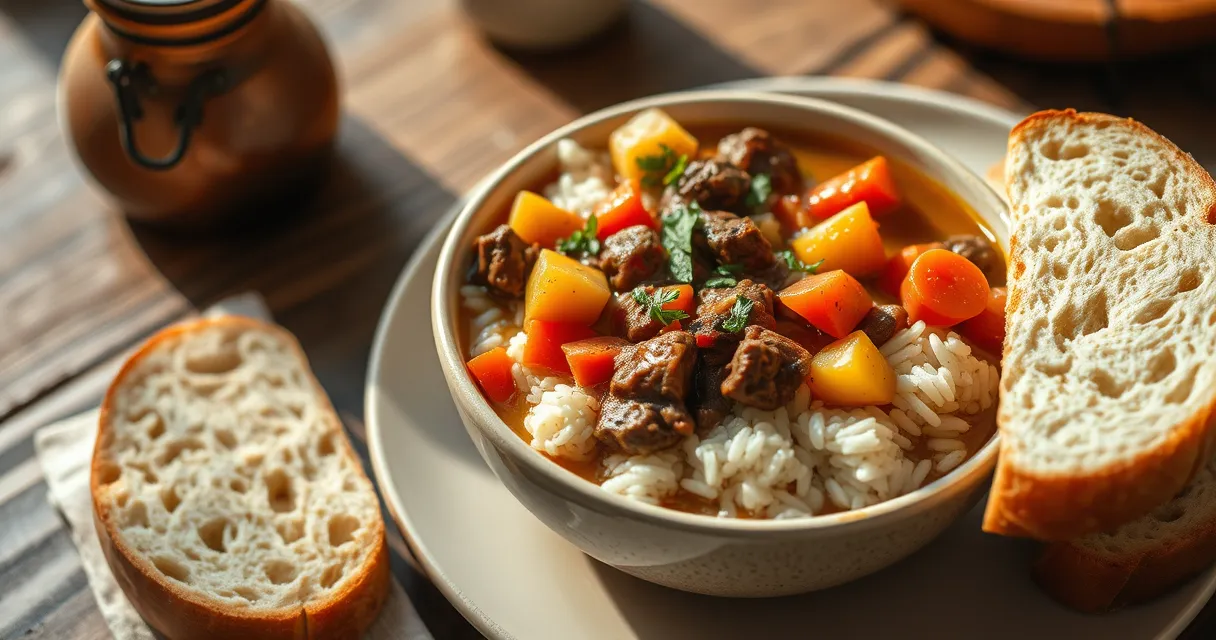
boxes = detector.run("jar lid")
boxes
[96,0,246,26]
[90,0,267,45]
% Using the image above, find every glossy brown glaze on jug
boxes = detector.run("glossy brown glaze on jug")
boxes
[61,0,340,227]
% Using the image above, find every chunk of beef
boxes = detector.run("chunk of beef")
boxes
[596,394,691,455]
[716,128,803,196]
[774,319,835,356]
[856,304,909,347]
[688,279,776,342]
[596,331,698,455]
[610,331,697,401]
[693,342,736,432]
[942,234,999,277]
[616,286,677,342]
[599,225,667,291]
[471,224,538,298]
[751,260,793,291]
[697,210,777,272]
[671,159,751,214]
[721,326,812,410]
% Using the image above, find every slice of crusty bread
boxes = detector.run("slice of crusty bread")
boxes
[91,317,388,639]
[985,109,1216,540]
[1034,456,1216,612]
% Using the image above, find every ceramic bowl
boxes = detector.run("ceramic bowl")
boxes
[431,90,1008,597]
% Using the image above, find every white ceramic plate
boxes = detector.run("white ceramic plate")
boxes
[366,77,1216,640]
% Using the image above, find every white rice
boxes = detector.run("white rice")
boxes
[884,321,999,426]
[474,319,995,516]
[495,330,602,460]
[523,383,599,461]
[682,406,814,518]
[462,285,524,357]
[601,449,683,505]
[543,139,614,215]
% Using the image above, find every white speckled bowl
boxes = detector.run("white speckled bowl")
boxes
[432,91,1008,597]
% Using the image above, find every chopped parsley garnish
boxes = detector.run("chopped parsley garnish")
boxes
[745,173,773,211]
[720,295,754,333]
[556,214,600,257]
[661,203,701,283]
[704,263,743,289]
[636,144,689,188]
[775,249,824,274]
[631,287,689,326]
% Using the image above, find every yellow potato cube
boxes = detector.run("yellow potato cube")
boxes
[525,249,611,326]
[809,331,895,406]
[790,202,887,277]
[609,108,698,183]
[508,191,584,249]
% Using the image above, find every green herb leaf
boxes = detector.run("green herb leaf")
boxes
[637,144,689,188]
[556,214,601,257]
[661,203,700,283]
[720,295,754,333]
[631,287,689,326]
[775,249,823,274]
[745,173,773,210]
[663,153,688,186]
[704,264,743,288]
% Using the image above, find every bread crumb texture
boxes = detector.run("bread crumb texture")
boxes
[1002,113,1216,474]
[93,323,380,610]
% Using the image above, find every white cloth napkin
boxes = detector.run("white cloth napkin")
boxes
[31,294,433,640]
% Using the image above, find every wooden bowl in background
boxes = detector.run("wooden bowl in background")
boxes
[894,0,1216,61]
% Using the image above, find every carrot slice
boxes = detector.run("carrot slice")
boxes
[594,178,656,240]
[658,319,683,335]
[959,286,1007,356]
[806,156,902,221]
[562,336,629,387]
[661,284,695,316]
[900,249,990,327]
[522,320,597,374]
[467,347,517,403]
[772,194,811,230]
[776,270,874,339]
[880,242,943,297]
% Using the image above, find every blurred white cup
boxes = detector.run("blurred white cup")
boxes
[460,0,626,50]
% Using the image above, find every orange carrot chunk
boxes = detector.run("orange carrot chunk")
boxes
[960,286,1007,356]
[900,249,990,327]
[662,284,695,316]
[562,336,629,387]
[776,270,874,339]
[806,156,902,221]
[880,242,943,297]
[594,178,657,240]
[467,347,517,403]
[772,194,811,230]
[522,320,597,375]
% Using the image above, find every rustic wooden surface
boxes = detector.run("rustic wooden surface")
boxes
[1,0,1215,637]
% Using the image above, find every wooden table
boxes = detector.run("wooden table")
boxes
[2,0,1214,637]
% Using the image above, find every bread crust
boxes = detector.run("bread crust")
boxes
[983,109,1216,541]
[91,316,389,639]
[1033,506,1216,612]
